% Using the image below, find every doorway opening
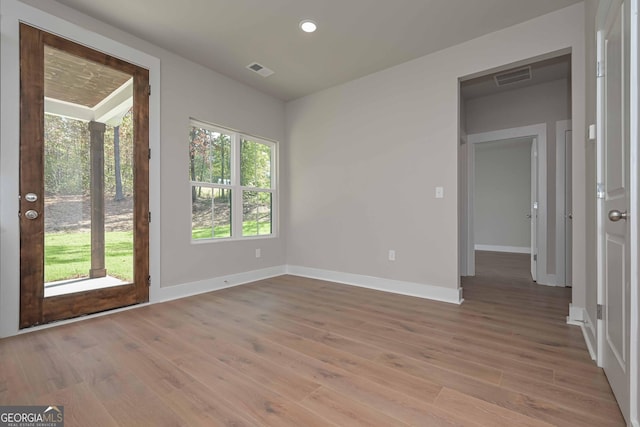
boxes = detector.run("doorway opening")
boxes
[458,53,573,295]
[19,24,150,328]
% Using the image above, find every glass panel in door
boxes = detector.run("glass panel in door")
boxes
[43,45,135,298]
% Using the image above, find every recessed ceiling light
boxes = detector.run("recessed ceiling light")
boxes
[299,20,317,33]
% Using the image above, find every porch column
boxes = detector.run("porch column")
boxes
[89,121,107,278]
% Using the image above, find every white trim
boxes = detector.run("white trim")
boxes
[596,25,607,368]
[567,302,585,323]
[567,304,597,360]
[474,245,531,254]
[0,262,467,338]
[630,0,639,424]
[581,326,598,361]
[0,264,465,338]
[286,265,464,305]
[555,119,572,287]
[155,266,286,303]
[466,141,475,275]
[466,124,556,285]
[188,119,279,243]
[0,0,161,338]
[458,141,469,276]
[3,266,286,338]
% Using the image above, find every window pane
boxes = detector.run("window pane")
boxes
[213,189,232,238]
[192,187,232,239]
[189,127,231,184]
[243,191,272,236]
[241,139,272,188]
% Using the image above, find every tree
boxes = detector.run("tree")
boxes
[189,126,232,202]
[113,125,124,201]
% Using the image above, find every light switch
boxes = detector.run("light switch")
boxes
[588,124,596,140]
[435,186,444,199]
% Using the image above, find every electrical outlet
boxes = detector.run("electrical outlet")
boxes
[255,248,261,258]
[388,250,396,261]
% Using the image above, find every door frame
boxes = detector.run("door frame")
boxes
[0,0,160,337]
[19,24,150,327]
[631,0,639,422]
[596,0,639,423]
[556,119,573,287]
[464,124,553,284]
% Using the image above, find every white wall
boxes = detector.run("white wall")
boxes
[0,0,286,337]
[286,4,584,300]
[474,139,532,250]
[286,4,585,304]
[0,0,588,335]
[466,78,572,273]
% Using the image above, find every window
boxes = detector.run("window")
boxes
[189,120,276,241]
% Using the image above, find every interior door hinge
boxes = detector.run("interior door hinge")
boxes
[148,212,151,223]
[533,254,537,261]
[597,61,604,78]
[597,183,605,199]
[148,148,151,159]
[147,275,151,287]
[597,304,604,320]
[146,85,151,96]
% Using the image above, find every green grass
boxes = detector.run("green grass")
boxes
[45,231,133,283]
[45,221,272,283]
[192,220,272,240]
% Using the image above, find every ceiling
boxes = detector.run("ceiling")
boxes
[48,0,582,101]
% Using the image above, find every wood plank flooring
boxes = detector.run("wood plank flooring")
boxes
[0,251,624,426]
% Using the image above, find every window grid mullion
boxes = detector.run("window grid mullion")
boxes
[190,121,276,242]
[190,181,233,190]
[210,188,215,238]
[231,134,242,238]
[239,186,274,193]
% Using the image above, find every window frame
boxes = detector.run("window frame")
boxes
[189,119,277,243]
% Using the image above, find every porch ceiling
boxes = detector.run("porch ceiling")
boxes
[44,45,130,108]
[44,45,133,125]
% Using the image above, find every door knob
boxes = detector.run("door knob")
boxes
[526,214,532,219]
[608,209,628,222]
[24,210,39,220]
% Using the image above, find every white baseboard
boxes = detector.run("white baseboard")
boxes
[475,244,531,254]
[2,264,465,338]
[566,304,597,361]
[535,277,563,287]
[3,265,287,339]
[286,265,463,305]
[153,265,287,303]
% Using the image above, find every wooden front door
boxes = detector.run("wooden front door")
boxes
[19,24,150,328]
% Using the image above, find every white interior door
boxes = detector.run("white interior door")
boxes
[530,138,538,281]
[565,130,573,286]
[598,0,631,421]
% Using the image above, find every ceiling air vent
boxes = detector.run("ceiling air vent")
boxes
[494,66,532,87]
[246,62,274,78]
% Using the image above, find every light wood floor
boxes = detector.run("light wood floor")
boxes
[0,252,624,426]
